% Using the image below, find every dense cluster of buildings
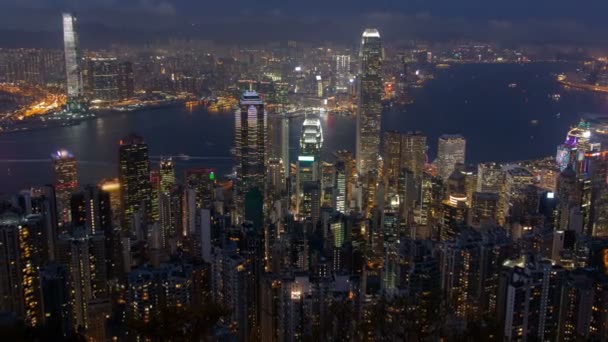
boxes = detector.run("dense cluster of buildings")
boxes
[1,13,608,342]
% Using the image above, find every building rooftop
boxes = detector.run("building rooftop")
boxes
[362,29,380,38]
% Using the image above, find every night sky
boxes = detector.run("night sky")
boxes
[1,0,608,46]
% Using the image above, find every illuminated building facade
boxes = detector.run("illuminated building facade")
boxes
[0,214,46,328]
[235,91,266,221]
[477,162,504,193]
[296,116,323,222]
[356,28,383,176]
[436,134,466,181]
[334,54,351,93]
[470,192,499,227]
[185,168,216,210]
[53,149,78,226]
[334,161,347,214]
[57,229,109,341]
[159,157,175,195]
[118,134,152,231]
[62,13,83,99]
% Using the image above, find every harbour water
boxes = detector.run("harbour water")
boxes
[1,62,607,193]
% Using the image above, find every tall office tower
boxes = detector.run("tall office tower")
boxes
[334,162,347,213]
[267,158,286,200]
[52,149,78,226]
[356,28,383,176]
[62,13,83,99]
[281,115,290,181]
[296,116,323,221]
[70,185,114,278]
[70,185,112,235]
[40,264,72,338]
[440,195,468,241]
[398,168,418,226]
[334,54,351,93]
[497,255,565,342]
[316,75,324,98]
[555,168,577,231]
[150,171,161,229]
[503,167,535,221]
[235,91,266,222]
[118,61,134,99]
[118,134,152,232]
[335,150,357,210]
[469,192,499,227]
[99,178,121,224]
[576,151,608,237]
[212,246,249,341]
[383,131,402,187]
[395,56,409,104]
[57,229,109,340]
[159,157,175,195]
[477,162,504,193]
[415,172,434,228]
[401,131,427,185]
[0,214,45,327]
[436,134,466,181]
[185,168,216,209]
[84,57,120,102]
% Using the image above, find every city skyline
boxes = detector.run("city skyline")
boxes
[1,8,608,342]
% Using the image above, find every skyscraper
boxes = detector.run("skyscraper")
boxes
[62,13,83,99]
[159,157,175,195]
[335,55,351,93]
[296,116,323,221]
[84,57,120,103]
[235,91,267,221]
[118,134,152,232]
[52,149,78,226]
[356,28,383,176]
[477,162,504,193]
[436,134,466,181]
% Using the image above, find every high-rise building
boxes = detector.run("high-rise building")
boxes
[334,162,347,214]
[498,255,565,341]
[334,54,351,93]
[118,61,135,99]
[185,168,216,210]
[40,264,72,338]
[296,116,323,222]
[84,57,120,102]
[401,132,427,183]
[84,58,133,103]
[356,29,383,176]
[235,91,267,221]
[62,13,83,99]
[118,134,152,232]
[436,134,466,181]
[503,166,535,221]
[477,162,504,193]
[159,157,175,195]
[0,213,45,328]
[52,149,78,226]
[383,131,402,187]
[470,192,499,227]
[57,228,109,341]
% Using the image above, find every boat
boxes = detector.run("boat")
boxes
[508,83,518,88]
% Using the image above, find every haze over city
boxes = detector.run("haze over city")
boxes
[0,1,608,341]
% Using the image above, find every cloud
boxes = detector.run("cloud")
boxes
[137,0,176,16]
